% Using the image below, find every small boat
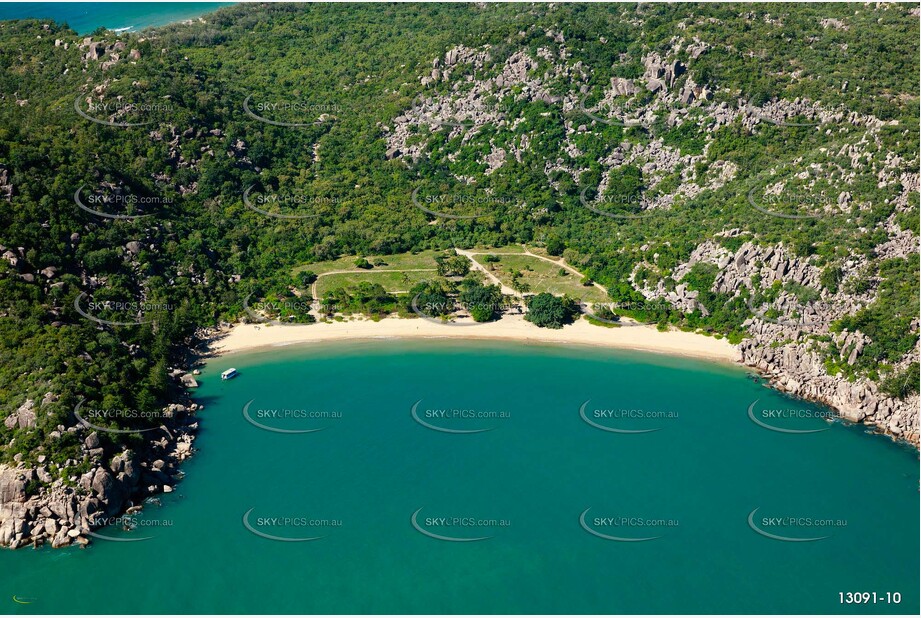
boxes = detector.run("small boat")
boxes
[221,368,238,380]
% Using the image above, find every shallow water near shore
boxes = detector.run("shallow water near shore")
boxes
[2,341,918,614]
[0,2,232,35]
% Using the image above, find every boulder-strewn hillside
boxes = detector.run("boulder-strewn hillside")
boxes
[0,3,918,548]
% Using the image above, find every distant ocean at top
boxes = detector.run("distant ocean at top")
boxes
[0,2,234,35]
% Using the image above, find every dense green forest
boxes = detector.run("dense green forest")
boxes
[0,3,918,469]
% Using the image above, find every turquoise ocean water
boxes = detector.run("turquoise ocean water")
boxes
[0,3,232,35]
[1,341,917,614]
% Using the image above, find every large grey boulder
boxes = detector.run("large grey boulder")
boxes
[4,399,36,430]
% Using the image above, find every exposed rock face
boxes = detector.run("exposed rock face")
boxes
[0,166,12,201]
[0,467,27,504]
[637,239,920,446]
[820,17,849,31]
[384,44,580,167]
[686,38,709,59]
[4,399,37,430]
[738,330,919,443]
[78,37,140,69]
[86,41,104,61]
[609,76,637,97]
[678,78,711,105]
[642,52,685,91]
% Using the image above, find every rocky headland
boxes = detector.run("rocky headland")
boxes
[0,373,199,550]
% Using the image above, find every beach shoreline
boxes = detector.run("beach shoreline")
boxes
[208,314,742,364]
[204,316,920,447]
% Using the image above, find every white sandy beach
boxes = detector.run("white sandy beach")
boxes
[210,314,741,363]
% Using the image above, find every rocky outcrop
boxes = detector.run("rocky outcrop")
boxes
[642,52,685,92]
[739,333,918,444]
[639,239,920,446]
[685,38,709,60]
[678,78,711,105]
[820,17,848,31]
[643,279,709,316]
[609,76,637,97]
[4,399,36,430]
[384,43,583,167]
[0,393,200,549]
[0,166,12,201]
[78,37,140,70]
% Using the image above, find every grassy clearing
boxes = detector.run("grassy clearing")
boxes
[464,245,528,255]
[296,246,608,304]
[293,250,442,276]
[481,253,609,303]
[315,270,437,297]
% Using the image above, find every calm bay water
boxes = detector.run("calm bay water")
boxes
[2,341,918,614]
[0,3,232,35]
